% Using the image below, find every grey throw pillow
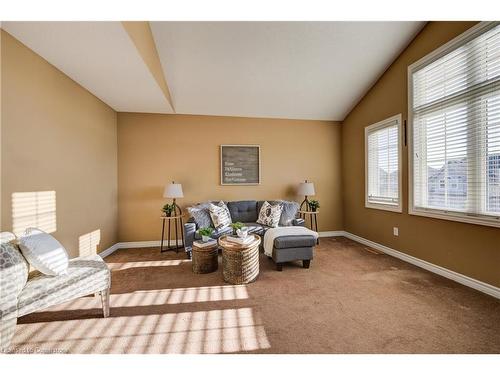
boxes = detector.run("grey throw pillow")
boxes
[278,200,300,226]
[187,203,213,228]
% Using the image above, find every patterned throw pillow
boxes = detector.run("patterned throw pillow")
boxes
[278,200,300,226]
[208,201,232,229]
[18,228,69,276]
[188,202,213,228]
[257,201,283,227]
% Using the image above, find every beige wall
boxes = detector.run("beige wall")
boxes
[117,113,342,241]
[1,30,118,257]
[342,21,500,287]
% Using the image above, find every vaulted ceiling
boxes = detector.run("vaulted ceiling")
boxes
[2,21,425,121]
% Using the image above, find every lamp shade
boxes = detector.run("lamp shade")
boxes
[297,182,315,196]
[163,183,184,198]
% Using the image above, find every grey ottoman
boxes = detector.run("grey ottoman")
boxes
[271,235,316,271]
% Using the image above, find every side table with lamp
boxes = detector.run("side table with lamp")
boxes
[297,180,320,244]
[160,181,185,253]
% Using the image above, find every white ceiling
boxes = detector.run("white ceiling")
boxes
[2,21,173,113]
[151,22,424,120]
[3,21,424,121]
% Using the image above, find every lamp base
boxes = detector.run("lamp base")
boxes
[300,196,312,211]
[172,199,182,216]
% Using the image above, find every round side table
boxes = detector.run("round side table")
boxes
[160,214,185,253]
[192,241,219,274]
[219,235,261,285]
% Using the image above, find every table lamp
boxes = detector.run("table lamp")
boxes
[163,181,184,215]
[297,180,315,211]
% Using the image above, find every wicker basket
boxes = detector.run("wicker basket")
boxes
[192,242,219,274]
[219,235,261,284]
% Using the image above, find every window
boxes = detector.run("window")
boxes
[365,114,402,212]
[409,22,500,227]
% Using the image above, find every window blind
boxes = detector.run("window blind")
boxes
[410,23,500,224]
[366,116,401,209]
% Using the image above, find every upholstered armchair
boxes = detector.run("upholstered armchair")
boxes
[0,240,111,350]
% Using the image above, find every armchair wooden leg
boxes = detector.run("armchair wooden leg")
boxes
[100,288,110,318]
[303,260,311,269]
[276,263,283,272]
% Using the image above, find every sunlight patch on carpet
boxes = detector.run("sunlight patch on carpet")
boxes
[107,259,191,270]
[11,307,271,354]
[38,285,249,312]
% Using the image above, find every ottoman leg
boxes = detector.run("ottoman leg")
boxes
[276,263,283,272]
[303,260,310,269]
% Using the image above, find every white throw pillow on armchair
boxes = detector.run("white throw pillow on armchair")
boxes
[18,228,69,276]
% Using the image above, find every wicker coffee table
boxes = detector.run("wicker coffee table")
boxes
[219,234,261,284]
[192,241,218,274]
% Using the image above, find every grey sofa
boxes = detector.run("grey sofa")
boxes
[184,200,304,256]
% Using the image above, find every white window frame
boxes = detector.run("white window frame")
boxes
[407,21,500,228]
[365,114,403,213]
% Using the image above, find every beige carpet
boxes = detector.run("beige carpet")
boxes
[11,237,500,354]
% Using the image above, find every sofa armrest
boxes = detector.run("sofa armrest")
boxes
[292,218,305,226]
[184,220,197,252]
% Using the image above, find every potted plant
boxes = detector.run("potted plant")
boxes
[230,222,244,236]
[308,200,320,212]
[162,203,175,217]
[197,227,214,242]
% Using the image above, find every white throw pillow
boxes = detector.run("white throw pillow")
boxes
[208,201,232,230]
[18,228,69,276]
[257,201,283,227]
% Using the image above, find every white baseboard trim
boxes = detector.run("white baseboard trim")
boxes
[318,231,345,237]
[341,231,500,300]
[99,240,180,258]
[118,240,162,249]
[99,243,121,258]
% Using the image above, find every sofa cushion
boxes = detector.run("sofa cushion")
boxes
[18,228,69,276]
[17,255,110,317]
[274,235,317,249]
[227,201,258,222]
[241,223,265,236]
[0,240,29,298]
